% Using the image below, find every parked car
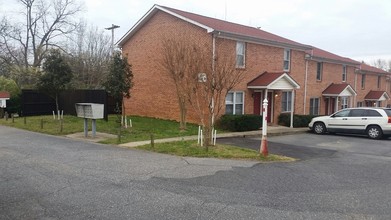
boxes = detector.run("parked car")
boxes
[308,107,391,139]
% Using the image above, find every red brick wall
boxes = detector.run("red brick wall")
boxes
[121,9,391,126]
[121,11,213,123]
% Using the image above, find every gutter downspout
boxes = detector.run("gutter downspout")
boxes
[303,58,309,114]
[354,68,358,107]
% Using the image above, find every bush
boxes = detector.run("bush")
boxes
[278,113,318,127]
[216,114,262,132]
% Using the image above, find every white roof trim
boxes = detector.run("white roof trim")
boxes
[365,92,390,101]
[270,73,300,89]
[117,5,214,46]
[157,6,214,33]
[323,85,357,97]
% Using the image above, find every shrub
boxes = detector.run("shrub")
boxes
[216,114,262,132]
[278,113,318,127]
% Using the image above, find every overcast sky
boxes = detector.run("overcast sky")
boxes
[82,0,391,63]
[2,0,390,63]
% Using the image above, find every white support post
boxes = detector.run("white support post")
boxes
[197,126,201,145]
[200,129,203,147]
[290,90,294,128]
[53,111,55,120]
[213,129,217,146]
[124,116,128,128]
[260,98,268,156]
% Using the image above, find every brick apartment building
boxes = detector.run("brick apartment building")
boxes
[118,4,391,125]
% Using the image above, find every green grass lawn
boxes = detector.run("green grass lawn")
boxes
[0,115,199,144]
[136,140,294,162]
[0,114,294,162]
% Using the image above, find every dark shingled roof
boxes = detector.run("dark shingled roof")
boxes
[322,83,354,95]
[0,91,10,99]
[247,72,286,87]
[364,91,389,100]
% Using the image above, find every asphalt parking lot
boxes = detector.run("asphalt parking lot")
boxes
[1,126,391,219]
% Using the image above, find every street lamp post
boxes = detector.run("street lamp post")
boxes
[105,24,120,54]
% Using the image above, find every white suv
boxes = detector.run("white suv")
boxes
[309,107,391,139]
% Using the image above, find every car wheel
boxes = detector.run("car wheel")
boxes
[313,122,326,134]
[367,125,383,139]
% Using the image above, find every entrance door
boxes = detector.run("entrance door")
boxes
[267,92,272,123]
[325,97,336,115]
[253,91,272,123]
[253,92,261,115]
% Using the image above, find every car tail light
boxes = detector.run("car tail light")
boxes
[388,117,391,123]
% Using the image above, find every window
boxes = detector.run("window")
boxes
[342,65,347,82]
[361,74,366,89]
[283,49,291,71]
[349,109,365,117]
[316,62,323,81]
[341,97,348,109]
[366,109,382,117]
[236,42,245,68]
[0,100,2,107]
[281,91,292,112]
[377,75,381,88]
[225,91,244,115]
[333,109,350,117]
[357,101,363,107]
[309,98,320,115]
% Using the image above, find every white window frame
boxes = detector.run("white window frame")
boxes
[341,97,348,109]
[316,62,322,81]
[225,91,244,115]
[309,98,320,115]
[236,42,245,68]
[357,101,363,107]
[283,49,291,71]
[281,91,292,112]
[342,65,347,82]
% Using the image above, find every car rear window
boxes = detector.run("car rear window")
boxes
[384,109,391,117]
[366,110,382,117]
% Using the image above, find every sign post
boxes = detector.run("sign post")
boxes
[260,98,268,156]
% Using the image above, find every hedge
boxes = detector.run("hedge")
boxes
[278,113,318,127]
[216,114,262,132]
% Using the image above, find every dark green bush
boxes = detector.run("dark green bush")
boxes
[216,114,262,132]
[278,113,318,127]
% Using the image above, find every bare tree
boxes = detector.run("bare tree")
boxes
[160,36,197,130]
[372,59,391,72]
[66,21,111,89]
[0,0,82,86]
[188,49,245,147]
[161,35,245,146]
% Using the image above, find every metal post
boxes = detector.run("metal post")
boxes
[92,119,96,138]
[105,24,120,54]
[260,98,268,156]
[84,118,88,137]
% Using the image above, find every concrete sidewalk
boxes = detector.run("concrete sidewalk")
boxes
[119,126,309,148]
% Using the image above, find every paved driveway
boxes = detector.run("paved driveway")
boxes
[1,126,391,219]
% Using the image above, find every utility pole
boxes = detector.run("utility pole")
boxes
[105,24,120,54]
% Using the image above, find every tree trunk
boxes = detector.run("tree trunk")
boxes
[55,93,59,114]
[178,96,187,131]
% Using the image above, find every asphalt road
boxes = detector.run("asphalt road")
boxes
[1,125,391,219]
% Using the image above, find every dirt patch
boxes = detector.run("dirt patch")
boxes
[65,132,117,143]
